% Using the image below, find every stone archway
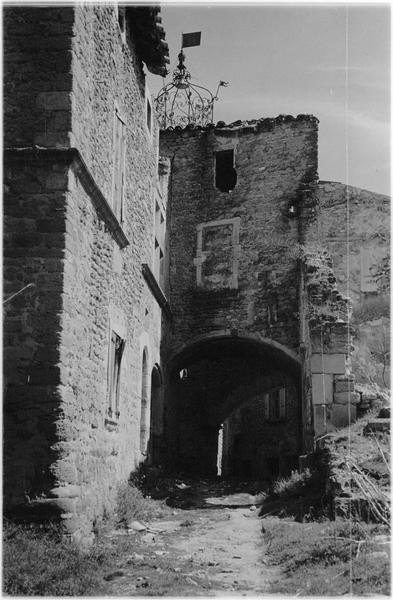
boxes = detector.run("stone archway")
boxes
[163,334,302,480]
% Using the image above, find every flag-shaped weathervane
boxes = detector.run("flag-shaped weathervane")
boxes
[181,31,201,48]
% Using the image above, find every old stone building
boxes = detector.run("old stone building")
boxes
[3,6,389,539]
[4,5,170,541]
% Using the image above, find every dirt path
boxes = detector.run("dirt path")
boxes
[99,483,281,596]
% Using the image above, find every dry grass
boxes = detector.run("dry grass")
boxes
[263,518,390,596]
[3,521,103,596]
[115,480,164,526]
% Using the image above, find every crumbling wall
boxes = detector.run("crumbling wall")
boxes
[302,244,358,437]
[160,116,319,357]
[316,182,390,388]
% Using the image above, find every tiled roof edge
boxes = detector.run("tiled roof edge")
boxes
[160,114,319,133]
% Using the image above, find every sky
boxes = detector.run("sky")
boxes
[148,3,390,196]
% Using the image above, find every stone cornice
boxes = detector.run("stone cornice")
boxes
[142,263,172,320]
[4,146,130,249]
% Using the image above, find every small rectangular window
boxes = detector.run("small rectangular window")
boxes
[153,200,165,288]
[279,388,286,420]
[112,107,126,222]
[107,331,125,419]
[265,388,286,422]
[215,149,237,192]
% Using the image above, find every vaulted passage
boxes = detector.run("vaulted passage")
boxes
[163,336,301,480]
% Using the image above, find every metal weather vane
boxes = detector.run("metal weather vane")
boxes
[154,32,228,129]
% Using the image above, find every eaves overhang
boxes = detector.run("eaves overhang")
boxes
[126,5,169,77]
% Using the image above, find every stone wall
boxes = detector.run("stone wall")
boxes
[222,378,299,479]
[316,182,389,306]
[4,7,74,149]
[4,155,68,507]
[159,117,318,471]
[302,245,358,437]
[160,116,319,358]
[4,5,168,541]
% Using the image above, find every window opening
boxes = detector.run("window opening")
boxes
[140,349,149,453]
[146,98,152,133]
[153,201,165,288]
[108,331,125,418]
[264,388,286,422]
[112,107,126,222]
[149,365,162,465]
[215,149,237,193]
[216,423,224,476]
[179,368,188,380]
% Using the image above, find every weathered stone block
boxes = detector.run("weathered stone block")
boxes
[334,379,355,392]
[336,373,355,382]
[312,373,333,404]
[331,403,356,428]
[313,405,327,437]
[311,353,346,374]
[334,392,360,405]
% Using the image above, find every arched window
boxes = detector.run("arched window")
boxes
[140,348,149,453]
[149,364,163,464]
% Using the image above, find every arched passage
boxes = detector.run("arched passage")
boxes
[164,335,302,480]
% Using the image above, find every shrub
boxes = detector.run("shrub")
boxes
[271,468,313,498]
[115,480,157,526]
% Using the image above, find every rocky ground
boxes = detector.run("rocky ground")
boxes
[97,479,280,596]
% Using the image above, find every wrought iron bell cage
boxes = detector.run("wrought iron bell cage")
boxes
[154,48,227,129]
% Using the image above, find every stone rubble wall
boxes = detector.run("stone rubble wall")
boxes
[3,157,68,508]
[316,182,390,389]
[4,7,75,149]
[4,5,167,541]
[160,117,319,358]
[316,182,390,307]
[302,246,359,437]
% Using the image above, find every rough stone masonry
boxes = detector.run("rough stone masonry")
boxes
[3,5,389,541]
